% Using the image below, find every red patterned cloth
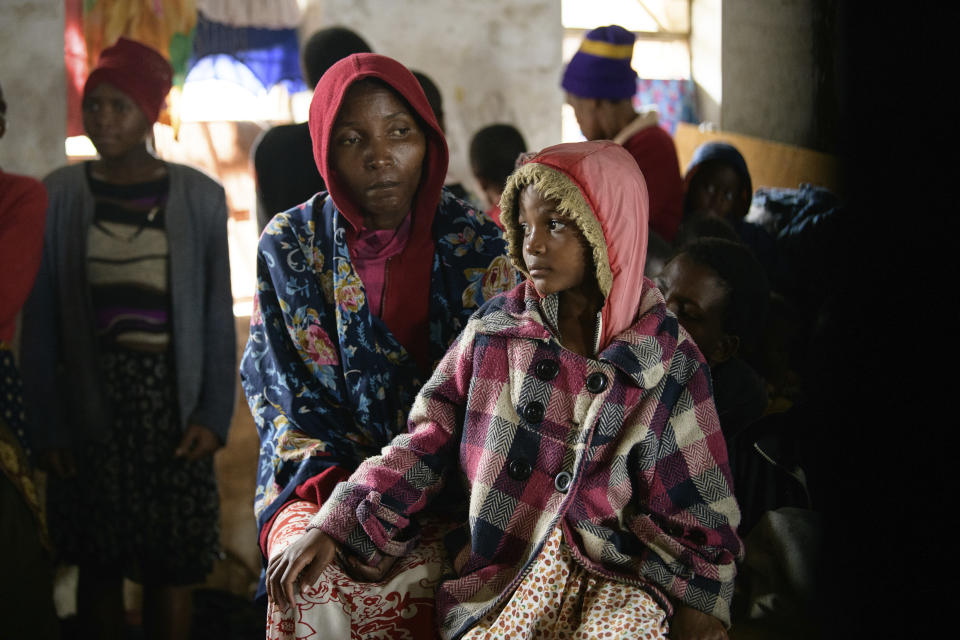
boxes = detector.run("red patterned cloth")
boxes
[266,499,451,640]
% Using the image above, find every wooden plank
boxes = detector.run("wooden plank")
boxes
[673,122,842,194]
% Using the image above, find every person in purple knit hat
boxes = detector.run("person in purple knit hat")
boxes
[562,24,685,245]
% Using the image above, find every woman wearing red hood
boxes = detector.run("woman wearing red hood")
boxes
[268,140,743,640]
[240,54,514,636]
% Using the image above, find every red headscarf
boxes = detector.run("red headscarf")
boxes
[83,37,173,124]
[308,53,448,371]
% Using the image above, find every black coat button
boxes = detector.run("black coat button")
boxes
[522,401,545,424]
[507,458,532,481]
[535,359,559,381]
[554,471,572,493]
[586,372,608,393]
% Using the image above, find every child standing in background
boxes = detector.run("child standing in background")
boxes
[268,141,742,640]
[469,123,527,229]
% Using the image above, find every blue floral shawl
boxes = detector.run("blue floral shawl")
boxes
[240,189,515,545]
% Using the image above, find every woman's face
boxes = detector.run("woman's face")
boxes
[82,83,151,160]
[329,81,426,230]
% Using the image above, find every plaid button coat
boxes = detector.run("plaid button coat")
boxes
[316,279,743,638]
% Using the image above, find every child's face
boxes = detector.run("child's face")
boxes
[687,162,745,221]
[657,253,737,365]
[517,185,592,298]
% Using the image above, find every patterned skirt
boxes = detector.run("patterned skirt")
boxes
[0,342,47,542]
[47,348,220,585]
[462,526,669,640]
[266,500,451,640]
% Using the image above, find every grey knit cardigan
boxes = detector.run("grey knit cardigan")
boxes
[20,162,236,448]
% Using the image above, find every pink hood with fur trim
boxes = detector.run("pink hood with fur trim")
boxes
[499,140,649,351]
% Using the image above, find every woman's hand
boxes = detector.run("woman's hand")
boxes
[668,602,728,640]
[174,424,221,460]
[267,527,338,609]
[266,527,402,609]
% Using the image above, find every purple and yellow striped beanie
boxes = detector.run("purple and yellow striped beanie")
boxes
[561,25,638,101]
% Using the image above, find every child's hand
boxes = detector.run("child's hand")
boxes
[668,603,728,640]
[341,549,399,582]
[266,527,338,609]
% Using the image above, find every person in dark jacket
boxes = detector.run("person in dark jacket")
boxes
[251,26,371,233]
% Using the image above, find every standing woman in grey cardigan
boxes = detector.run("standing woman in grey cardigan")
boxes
[20,38,235,640]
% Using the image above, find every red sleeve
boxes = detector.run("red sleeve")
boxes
[621,127,684,242]
[257,464,353,557]
[0,172,48,343]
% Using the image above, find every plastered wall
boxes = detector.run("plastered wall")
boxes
[0,0,67,178]
[690,0,722,127]
[691,0,824,150]
[721,0,817,148]
[300,0,564,199]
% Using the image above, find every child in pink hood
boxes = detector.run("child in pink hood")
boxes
[268,141,743,640]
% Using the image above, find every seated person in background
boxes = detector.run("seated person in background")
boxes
[240,52,515,639]
[468,122,527,228]
[412,70,476,206]
[562,24,684,244]
[656,238,770,455]
[682,142,777,276]
[252,26,371,234]
[268,141,742,640]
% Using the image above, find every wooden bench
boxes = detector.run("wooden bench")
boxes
[673,122,842,194]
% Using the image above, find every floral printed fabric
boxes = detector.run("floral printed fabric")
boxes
[0,344,47,547]
[463,526,668,640]
[266,500,453,640]
[241,189,515,546]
